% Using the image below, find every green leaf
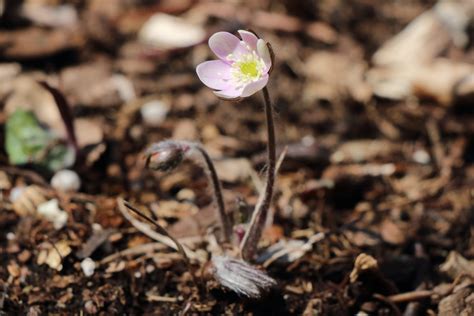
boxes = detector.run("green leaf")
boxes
[5,109,74,171]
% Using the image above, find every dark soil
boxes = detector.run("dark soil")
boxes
[1,0,473,315]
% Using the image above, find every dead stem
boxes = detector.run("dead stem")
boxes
[118,198,185,251]
[38,81,79,156]
[122,200,199,288]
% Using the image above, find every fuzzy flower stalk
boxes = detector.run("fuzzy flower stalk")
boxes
[196,30,277,261]
[145,140,233,243]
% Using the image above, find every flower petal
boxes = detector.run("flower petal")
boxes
[241,75,269,97]
[214,86,244,99]
[257,39,272,71]
[238,30,258,50]
[196,60,232,90]
[209,32,241,62]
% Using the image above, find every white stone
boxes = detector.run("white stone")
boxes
[140,100,169,127]
[6,232,15,240]
[413,149,431,164]
[9,186,25,203]
[81,258,96,277]
[37,199,68,230]
[51,169,81,192]
[92,223,103,232]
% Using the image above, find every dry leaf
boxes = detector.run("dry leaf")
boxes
[350,253,378,283]
[37,240,72,271]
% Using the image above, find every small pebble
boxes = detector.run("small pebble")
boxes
[302,135,315,146]
[92,223,103,232]
[176,188,195,202]
[81,258,96,277]
[145,264,155,274]
[9,186,25,203]
[51,169,81,192]
[84,300,98,314]
[111,74,136,102]
[413,149,431,164]
[140,100,169,127]
[18,250,32,263]
[129,125,144,141]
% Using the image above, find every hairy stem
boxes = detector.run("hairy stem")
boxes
[240,86,276,261]
[193,144,233,243]
[144,140,232,243]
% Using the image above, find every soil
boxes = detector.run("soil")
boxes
[1,0,474,315]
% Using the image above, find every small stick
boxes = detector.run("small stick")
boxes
[263,232,325,268]
[100,242,167,265]
[426,118,445,172]
[373,293,402,316]
[386,290,433,303]
[363,100,400,140]
[179,297,194,316]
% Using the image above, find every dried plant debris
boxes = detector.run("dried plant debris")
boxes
[368,0,474,103]
[350,253,379,284]
[440,251,474,280]
[37,199,68,230]
[438,278,474,316]
[37,240,72,271]
[10,185,49,216]
[0,27,84,59]
[210,256,276,299]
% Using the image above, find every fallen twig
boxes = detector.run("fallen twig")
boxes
[386,290,433,303]
[99,242,167,265]
[263,232,325,268]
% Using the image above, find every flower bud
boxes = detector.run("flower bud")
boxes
[144,141,188,172]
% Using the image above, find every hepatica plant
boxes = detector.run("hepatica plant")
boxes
[196,29,278,290]
[127,30,278,299]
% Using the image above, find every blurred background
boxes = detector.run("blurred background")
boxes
[0,0,473,314]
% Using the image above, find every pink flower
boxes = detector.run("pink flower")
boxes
[196,30,272,99]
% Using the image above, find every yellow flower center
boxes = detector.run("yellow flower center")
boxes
[238,60,259,78]
[227,51,266,87]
